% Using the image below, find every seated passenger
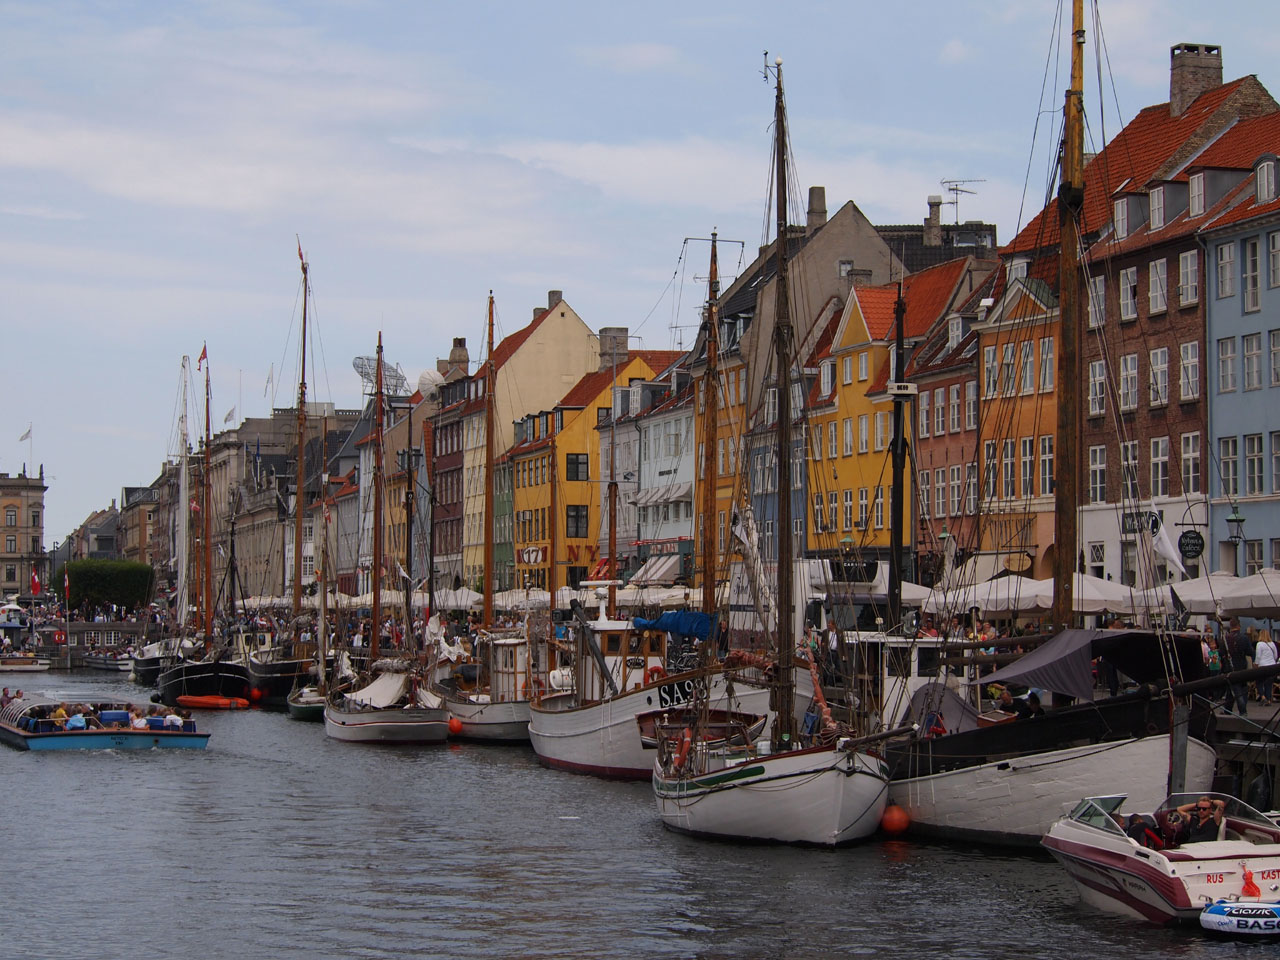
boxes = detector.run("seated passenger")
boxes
[1020,693,1045,719]
[65,707,87,730]
[1175,796,1225,843]
[130,708,148,729]
[1125,813,1163,849]
[164,711,184,729]
[49,702,69,729]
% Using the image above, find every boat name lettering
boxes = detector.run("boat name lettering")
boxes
[1259,870,1280,881]
[1225,906,1279,918]
[1236,918,1280,930]
[657,678,706,709]
[1205,873,1224,884]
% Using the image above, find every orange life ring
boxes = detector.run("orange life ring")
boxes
[673,726,692,770]
[646,665,667,685]
[522,676,545,700]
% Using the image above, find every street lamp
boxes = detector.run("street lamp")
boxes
[1227,505,1246,544]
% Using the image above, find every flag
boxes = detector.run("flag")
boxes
[18,425,31,442]
[224,406,236,424]
[190,497,201,514]
[197,343,208,371]
[64,569,69,604]
[297,237,304,264]
[263,363,273,397]
[30,569,40,595]
[1147,512,1187,577]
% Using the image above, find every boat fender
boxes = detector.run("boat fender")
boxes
[646,665,667,685]
[673,726,692,770]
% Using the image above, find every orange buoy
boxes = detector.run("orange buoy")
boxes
[248,687,263,702]
[881,804,910,835]
[447,716,463,735]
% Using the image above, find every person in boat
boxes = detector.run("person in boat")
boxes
[65,706,89,730]
[1176,796,1226,842]
[129,708,148,729]
[1125,813,1164,849]
[164,709,184,729]
[49,702,69,728]
[1020,692,1045,719]
[0,688,10,708]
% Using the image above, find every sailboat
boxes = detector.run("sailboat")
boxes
[158,348,253,705]
[651,60,898,845]
[324,333,450,744]
[287,417,333,722]
[436,293,532,741]
[881,3,1218,846]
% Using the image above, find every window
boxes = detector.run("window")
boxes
[949,384,961,432]
[842,418,853,457]
[31,511,39,528]
[933,387,945,435]
[965,464,977,514]
[1245,237,1261,312]
[3,566,12,582]
[1114,198,1129,239]
[1119,267,1138,320]
[1039,337,1055,392]
[1246,434,1265,496]
[1150,186,1165,230]
[566,503,589,540]
[1119,353,1138,411]
[858,488,868,526]
[828,420,838,459]
[984,440,997,501]
[1150,436,1169,498]
[1149,259,1167,313]
[1247,539,1265,576]
[1259,160,1276,203]
[858,415,868,453]
[947,315,963,351]
[1002,439,1015,499]
[1121,440,1139,501]
[1220,436,1239,497]
[1000,344,1016,395]
[1219,338,1237,392]
[874,411,886,451]
[828,492,838,532]
[3,510,13,526]
[1020,342,1034,394]
[919,470,930,519]
[1273,431,1280,494]
[918,391,930,438]
[565,453,589,481]
[1272,331,1280,386]
[1087,275,1106,328]
[1179,250,1199,305]
[1149,347,1169,405]
[858,353,868,380]
[1190,172,1205,216]
[1274,539,1280,570]
[1121,542,1138,588]
[873,487,884,529]
[764,387,777,424]
[1182,432,1201,495]
[1217,243,1236,298]
[4,536,13,553]
[820,361,834,396]
[1271,234,1280,288]
[1008,259,1028,281]
[935,469,947,519]
[842,355,853,384]
[1180,341,1200,400]
[1088,445,1107,504]
[1020,437,1034,497]
[843,489,853,531]
[1088,360,1106,415]
[1244,333,1263,390]
[983,346,997,397]
[718,511,725,552]
[950,465,963,516]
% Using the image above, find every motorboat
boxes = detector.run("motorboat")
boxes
[0,654,50,673]
[82,651,134,672]
[1042,792,1280,924]
[0,697,210,751]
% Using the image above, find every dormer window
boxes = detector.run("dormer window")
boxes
[1149,186,1165,231]
[947,315,963,352]
[1007,258,1028,282]
[1256,158,1276,204]
[1189,172,1205,217]
[1114,198,1129,239]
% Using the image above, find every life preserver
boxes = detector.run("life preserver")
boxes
[672,726,692,770]
[646,665,667,685]
[522,676,545,700]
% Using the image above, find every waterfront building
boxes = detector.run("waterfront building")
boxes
[0,466,46,595]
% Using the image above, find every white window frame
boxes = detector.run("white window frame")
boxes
[842,417,853,457]
[842,355,853,385]
[1218,337,1237,393]
[934,469,947,520]
[1149,258,1167,313]
[1088,359,1107,416]
[918,391,930,438]
[1020,437,1034,498]
[1088,445,1107,504]
[1182,432,1201,495]
[965,464,977,514]
[933,387,945,435]
[1114,197,1129,239]
[1149,346,1169,406]
[1039,435,1054,497]
[1190,172,1205,217]
[1119,267,1138,320]
[1179,250,1199,305]
[1244,332,1263,391]
[949,384,961,432]
[965,380,977,429]
[1150,186,1165,231]
[1244,237,1261,312]
[918,470,930,520]
[1220,436,1239,497]
[1119,353,1138,412]
[874,411,886,452]
[949,464,963,516]
[1218,242,1237,298]
[1020,341,1035,394]
[1150,436,1169,498]
[1246,433,1265,496]
[858,414,868,453]
[1039,337,1055,392]
[1120,440,1139,501]
[983,345,997,398]
[1271,330,1280,386]
[1088,275,1105,328]
[1180,341,1200,400]
[1258,159,1276,204]
[857,352,868,381]
[1270,233,1280,288]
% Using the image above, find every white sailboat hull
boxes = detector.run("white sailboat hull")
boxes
[445,696,531,741]
[887,735,1217,846]
[654,745,889,845]
[529,668,813,780]
[323,704,450,744]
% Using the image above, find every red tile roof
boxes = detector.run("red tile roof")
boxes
[853,286,900,340]
[557,351,684,409]
[900,258,975,337]
[1202,171,1280,232]
[1185,111,1280,175]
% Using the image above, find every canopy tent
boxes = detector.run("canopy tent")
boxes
[630,553,681,587]
[490,588,550,611]
[923,573,1150,617]
[429,587,483,610]
[1141,572,1238,615]
[351,589,406,608]
[980,628,1206,702]
[1221,568,1280,618]
[899,581,935,605]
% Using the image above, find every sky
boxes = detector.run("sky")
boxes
[5,0,1280,542]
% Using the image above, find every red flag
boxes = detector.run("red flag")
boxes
[30,569,40,595]
[190,497,201,514]
[197,343,208,371]
[297,237,304,264]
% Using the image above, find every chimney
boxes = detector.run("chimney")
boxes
[547,290,563,310]
[806,186,827,235]
[448,337,469,374]
[924,195,943,247]
[598,326,629,371]
[1170,43,1222,117]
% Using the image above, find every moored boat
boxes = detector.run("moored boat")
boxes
[83,651,134,672]
[324,661,450,743]
[176,694,250,710]
[0,697,210,751]
[286,684,326,721]
[0,654,50,673]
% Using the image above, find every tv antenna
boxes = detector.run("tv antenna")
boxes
[940,178,985,225]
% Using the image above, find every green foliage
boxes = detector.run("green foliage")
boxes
[56,560,154,612]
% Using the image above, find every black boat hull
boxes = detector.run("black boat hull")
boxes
[157,659,252,705]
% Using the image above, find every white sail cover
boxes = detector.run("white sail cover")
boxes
[346,671,408,708]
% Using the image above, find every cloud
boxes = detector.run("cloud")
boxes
[573,42,684,74]
[940,39,973,64]
[0,204,83,220]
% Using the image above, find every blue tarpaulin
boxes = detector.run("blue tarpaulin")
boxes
[632,610,714,640]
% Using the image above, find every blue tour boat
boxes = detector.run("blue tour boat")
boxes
[0,697,211,751]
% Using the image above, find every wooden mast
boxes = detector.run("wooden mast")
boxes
[202,348,213,649]
[1053,0,1085,630]
[292,241,309,619]
[371,333,385,660]
[319,414,329,693]
[700,232,720,615]
[483,292,496,629]
[548,429,558,614]
[770,59,796,749]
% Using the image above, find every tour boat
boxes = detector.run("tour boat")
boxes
[1042,793,1280,924]
[83,651,134,672]
[0,697,210,751]
[0,655,49,673]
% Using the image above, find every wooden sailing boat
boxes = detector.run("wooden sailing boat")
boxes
[651,60,898,844]
[436,293,533,741]
[287,415,332,722]
[882,2,1217,845]
[324,333,450,743]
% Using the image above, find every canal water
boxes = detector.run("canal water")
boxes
[1,672,1259,959]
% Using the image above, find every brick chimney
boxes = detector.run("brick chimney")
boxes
[924,195,943,247]
[806,186,827,236]
[1170,43,1222,117]
[598,326,629,371]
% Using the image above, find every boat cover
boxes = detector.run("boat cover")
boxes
[347,671,408,708]
[632,610,714,640]
[980,629,1206,702]
[902,682,980,733]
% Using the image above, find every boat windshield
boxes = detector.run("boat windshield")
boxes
[1156,793,1276,828]
[1067,796,1127,834]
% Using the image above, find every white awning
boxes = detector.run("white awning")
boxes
[630,553,681,586]
[626,481,694,506]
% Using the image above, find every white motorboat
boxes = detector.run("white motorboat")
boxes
[82,652,134,672]
[1042,792,1280,924]
[0,655,50,673]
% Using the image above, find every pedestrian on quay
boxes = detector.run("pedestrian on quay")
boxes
[1221,617,1251,714]
[1255,628,1278,706]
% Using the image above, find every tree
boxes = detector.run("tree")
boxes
[57,559,155,613]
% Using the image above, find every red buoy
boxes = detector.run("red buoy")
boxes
[881,804,910,835]
[249,687,263,702]
[447,716,463,735]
